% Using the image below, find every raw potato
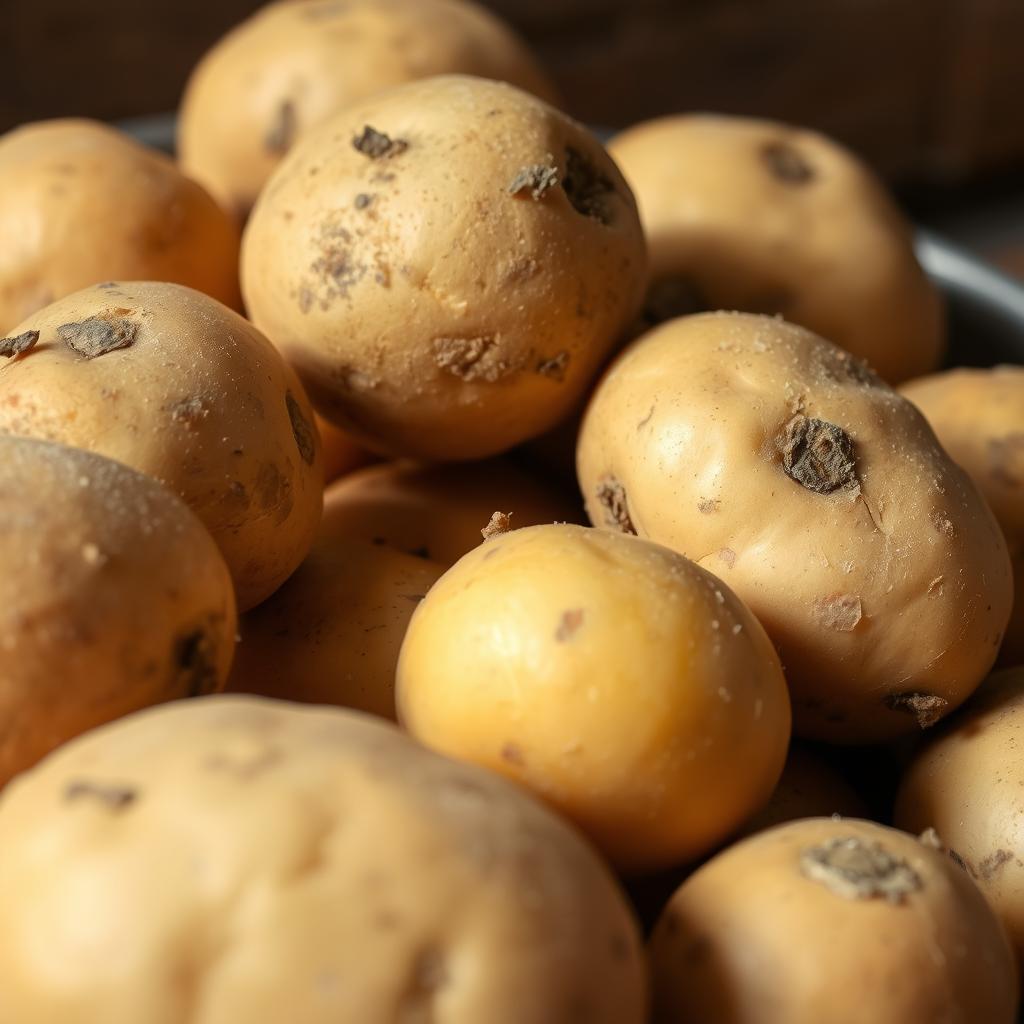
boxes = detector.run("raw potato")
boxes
[398,523,791,872]
[901,366,1024,663]
[578,312,1013,742]
[179,0,560,219]
[0,282,323,611]
[0,435,236,788]
[316,413,373,484]
[609,114,944,383]
[0,119,241,333]
[242,74,648,459]
[650,818,1018,1024]
[0,696,648,1024]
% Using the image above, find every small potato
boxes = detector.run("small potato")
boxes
[0,435,236,788]
[0,282,323,610]
[0,696,647,1023]
[650,818,1018,1024]
[578,313,1013,742]
[179,0,560,219]
[398,523,791,872]
[242,74,648,459]
[0,119,240,333]
[901,366,1024,663]
[609,114,944,383]
[316,413,373,484]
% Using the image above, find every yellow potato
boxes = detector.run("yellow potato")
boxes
[578,312,1013,742]
[398,523,791,872]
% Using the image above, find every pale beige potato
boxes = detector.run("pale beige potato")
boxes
[398,523,791,872]
[179,0,560,219]
[0,435,236,788]
[242,74,648,460]
[649,817,1017,1024]
[609,114,944,384]
[0,696,647,1023]
[0,282,323,610]
[577,312,1012,743]
[0,119,241,334]
[901,366,1024,664]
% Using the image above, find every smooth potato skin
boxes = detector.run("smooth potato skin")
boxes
[650,818,1018,1024]
[0,436,236,787]
[578,312,1013,743]
[0,696,647,1024]
[0,119,240,332]
[0,282,324,610]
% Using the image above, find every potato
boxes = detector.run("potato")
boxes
[0,435,235,788]
[0,696,647,1023]
[316,413,373,484]
[242,74,648,459]
[321,457,582,565]
[901,366,1024,663]
[0,119,240,333]
[649,818,1017,1024]
[179,0,560,219]
[608,114,944,383]
[578,312,1013,742]
[0,281,323,611]
[398,523,791,872]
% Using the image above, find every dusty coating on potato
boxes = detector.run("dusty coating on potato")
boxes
[0,696,647,1023]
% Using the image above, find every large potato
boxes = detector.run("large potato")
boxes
[578,312,1013,742]
[608,114,944,383]
[0,281,323,610]
[0,119,240,333]
[398,523,791,872]
[179,0,559,219]
[242,74,648,459]
[649,818,1017,1023]
[901,366,1024,663]
[0,696,647,1023]
[0,435,235,788]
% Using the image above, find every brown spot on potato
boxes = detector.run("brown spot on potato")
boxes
[398,947,448,1021]
[927,576,945,597]
[508,164,559,199]
[562,146,614,224]
[929,508,957,538]
[265,99,297,155]
[64,780,137,811]
[778,415,858,494]
[500,742,525,766]
[352,125,408,160]
[979,849,1013,881]
[595,476,636,534]
[254,461,291,515]
[813,594,862,631]
[481,510,512,540]
[173,626,220,698]
[800,836,921,903]
[57,313,137,359]
[0,330,39,359]
[884,691,949,729]
[555,608,585,641]
[286,392,316,465]
[949,848,978,878]
[354,192,373,210]
[697,498,720,514]
[432,336,514,382]
[761,140,815,184]
[536,351,569,380]
[718,547,737,567]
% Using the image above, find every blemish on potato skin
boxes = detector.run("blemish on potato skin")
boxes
[978,849,1013,881]
[0,330,39,359]
[57,313,138,359]
[697,498,720,514]
[169,396,208,425]
[813,594,862,631]
[595,476,636,535]
[562,146,615,224]
[397,947,448,1019]
[481,511,512,540]
[778,415,858,494]
[500,742,525,766]
[536,351,569,380]
[173,625,221,698]
[761,140,815,184]
[929,508,957,538]
[351,125,408,160]
[800,836,921,903]
[555,608,585,642]
[64,780,138,811]
[286,392,316,465]
[884,691,949,729]
[265,99,297,155]
[508,164,559,199]
[718,547,737,568]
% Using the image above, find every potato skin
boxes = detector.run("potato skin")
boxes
[179,0,560,219]
[901,366,1024,664]
[0,281,323,611]
[398,523,791,872]
[0,119,241,333]
[0,436,236,787]
[578,312,1013,743]
[242,74,648,460]
[0,696,647,1024]
[609,114,944,384]
[316,413,373,483]
[650,818,1018,1024]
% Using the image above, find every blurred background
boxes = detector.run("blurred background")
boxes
[3,0,1023,277]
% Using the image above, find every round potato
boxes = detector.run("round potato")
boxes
[0,696,647,1023]
[179,0,559,219]
[242,74,648,459]
[398,523,791,872]
[901,366,1024,663]
[649,817,1017,1023]
[0,435,236,788]
[316,413,373,483]
[609,114,944,383]
[578,312,1013,742]
[0,119,241,333]
[0,281,323,611]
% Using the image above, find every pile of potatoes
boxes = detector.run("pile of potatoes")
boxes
[0,0,1021,1020]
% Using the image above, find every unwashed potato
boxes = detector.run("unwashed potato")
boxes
[901,366,1024,663]
[0,435,235,788]
[0,282,323,611]
[179,0,560,219]
[398,523,791,872]
[0,696,647,1023]
[578,312,1013,742]
[316,412,374,484]
[649,817,1017,1024]
[0,119,241,333]
[608,114,944,383]
[242,74,648,459]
